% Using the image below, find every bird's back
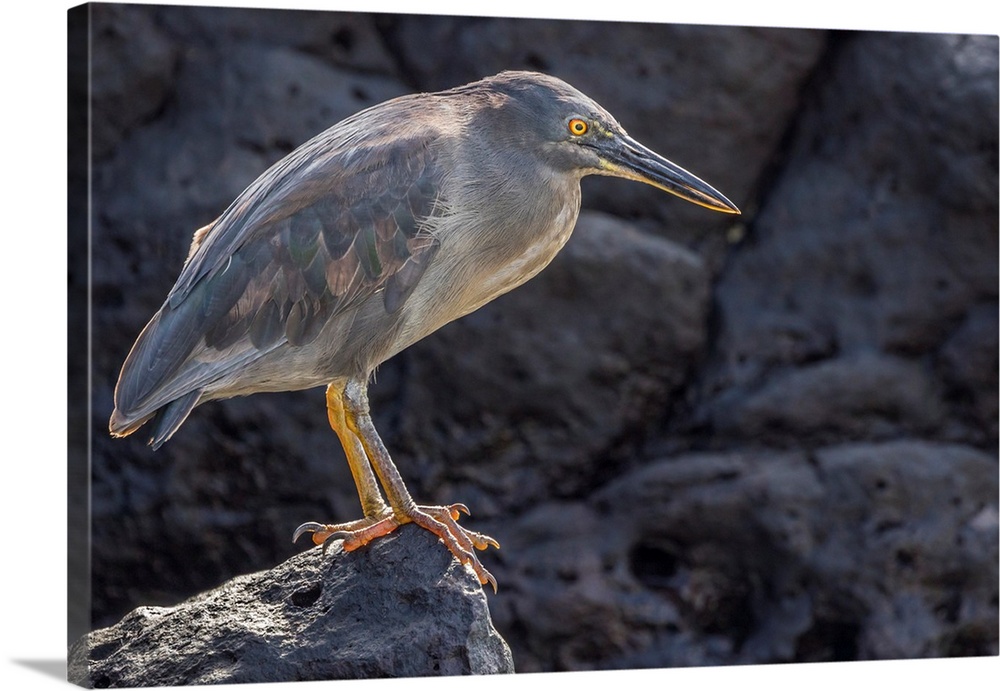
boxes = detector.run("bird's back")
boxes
[110,94,463,446]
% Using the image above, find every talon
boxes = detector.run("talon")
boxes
[464,557,497,593]
[294,516,394,552]
[293,522,344,549]
[449,503,471,519]
[471,532,500,551]
[293,521,327,543]
[484,571,498,594]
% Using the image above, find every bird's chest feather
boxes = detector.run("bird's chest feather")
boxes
[399,176,581,343]
[452,177,580,311]
[477,201,576,299]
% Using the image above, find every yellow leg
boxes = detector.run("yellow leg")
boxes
[294,379,500,592]
[291,383,390,550]
[325,382,388,519]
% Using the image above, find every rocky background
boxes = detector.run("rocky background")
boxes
[74,3,998,674]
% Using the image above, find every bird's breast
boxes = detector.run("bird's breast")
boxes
[467,199,578,306]
[393,178,582,350]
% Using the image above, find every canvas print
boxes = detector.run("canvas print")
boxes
[68,2,998,686]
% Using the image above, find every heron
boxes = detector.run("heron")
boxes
[110,71,740,592]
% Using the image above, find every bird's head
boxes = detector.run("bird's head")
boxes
[471,71,741,215]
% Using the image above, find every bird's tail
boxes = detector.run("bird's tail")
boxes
[109,389,202,450]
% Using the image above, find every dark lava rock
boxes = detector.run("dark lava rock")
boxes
[699,32,998,449]
[69,525,513,686]
[88,3,178,160]
[482,441,997,671]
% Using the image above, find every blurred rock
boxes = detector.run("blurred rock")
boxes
[69,525,513,686]
[483,441,997,670]
[939,304,999,441]
[153,3,400,74]
[699,31,998,448]
[89,4,178,159]
[814,441,998,660]
[706,351,947,445]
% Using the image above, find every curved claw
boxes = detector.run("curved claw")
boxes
[292,521,327,543]
[293,521,352,553]
[449,503,471,519]
[471,532,500,551]
[459,551,497,593]
[484,571,498,594]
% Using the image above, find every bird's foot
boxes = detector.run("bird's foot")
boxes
[293,513,393,554]
[293,503,500,592]
[412,503,500,592]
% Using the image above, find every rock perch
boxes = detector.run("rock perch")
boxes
[69,525,514,686]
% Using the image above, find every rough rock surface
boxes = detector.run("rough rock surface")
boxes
[74,3,998,677]
[481,441,997,669]
[69,525,513,686]
[699,32,999,451]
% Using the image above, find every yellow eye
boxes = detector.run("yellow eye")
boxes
[568,118,588,136]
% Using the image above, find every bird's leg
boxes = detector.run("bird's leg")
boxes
[326,382,388,519]
[292,383,392,548]
[344,380,500,591]
[299,379,499,591]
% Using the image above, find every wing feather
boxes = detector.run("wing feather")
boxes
[113,111,450,432]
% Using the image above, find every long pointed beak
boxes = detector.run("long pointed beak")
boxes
[597,133,741,215]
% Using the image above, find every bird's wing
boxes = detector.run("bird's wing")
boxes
[113,121,447,425]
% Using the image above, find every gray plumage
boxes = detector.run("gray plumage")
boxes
[110,71,738,590]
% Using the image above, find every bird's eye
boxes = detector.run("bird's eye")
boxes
[568,118,588,136]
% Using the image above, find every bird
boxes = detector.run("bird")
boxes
[110,70,740,592]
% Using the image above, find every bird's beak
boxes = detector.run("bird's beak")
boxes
[597,133,741,214]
